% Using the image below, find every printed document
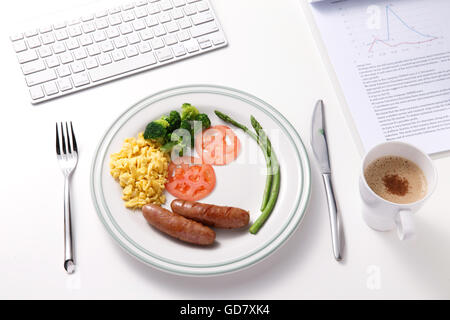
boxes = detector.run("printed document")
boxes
[310,0,450,153]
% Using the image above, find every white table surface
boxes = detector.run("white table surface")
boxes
[1,0,449,300]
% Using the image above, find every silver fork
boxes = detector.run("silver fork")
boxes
[56,122,78,274]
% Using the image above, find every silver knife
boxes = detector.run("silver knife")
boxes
[311,100,343,261]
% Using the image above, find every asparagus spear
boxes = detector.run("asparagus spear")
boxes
[248,116,280,234]
[215,111,273,210]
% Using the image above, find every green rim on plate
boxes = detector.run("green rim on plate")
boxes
[90,84,311,276]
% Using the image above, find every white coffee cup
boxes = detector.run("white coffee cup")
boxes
[359,141,437,240]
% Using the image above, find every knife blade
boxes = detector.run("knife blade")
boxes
[311,100,343,261]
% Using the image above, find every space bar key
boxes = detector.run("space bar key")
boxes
[89,53,158,82]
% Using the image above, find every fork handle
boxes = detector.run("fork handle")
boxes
[64,176,75,274]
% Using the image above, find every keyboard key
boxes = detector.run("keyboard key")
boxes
[125,46,139,57]
[107,27,120,38]
[27,36,41,49]
[58,77,73,91]
[85,57,99,69]
[93,31,107,42]
[53,21,67,30]
[87,44,101,56]
[71,61,85,73]
[100,41,114,52]
[171,8,184,20]
[96,18,109,30]
[38,46,53,58]
[25,29,38,37]
[184,5,197,16]
[98,54,112,65]
[177,30,190,41]
[90,52,157,82]
[17,50,39,63]
[109,14,122,26]
[135,0,148,7]
[166,21,179,33]
[120,23,134,35]
[197,1,209,12]
[82,21,97,33]
[155,47,173,61]
[199,39,212,49]
[122,11,135,22]
[66,38,80,50]
[190,21,218,37]
[55,29,69,41]
[160,0,173,11]
[73,48,88,60]
[153,25,166,37]
[178,17,192,29]
[191,11,214,25]
[159,12,171,23]
[46,56,60,68]
[114,37,128,48]
[127,33,141,44]
[140,29,154,40]
[133,19,146,31]
[147,4,161,15]
[172,43,186,56]
[138,42,152,53]
[145,16,159,27]
[40,25,53,33]
[13,40,27,52]
[151,38,165,49]
[80,35,93,46]
[134,7,148,18]
[112,50,125,61]
[68,25,82,37]
[29,86,45,100]
[60,52,74,64]
[44,82,59,95]
[72,72,90,87]
[53,42,66,54]
[184,39,199,53]
[57,65,71,77]
[164,34,178,45]
[10,33,24,41]
[41,33,55,44]
[173,0,186,7]
[211,34,225,45]
[25,69,57,86]
[21,60,46,75]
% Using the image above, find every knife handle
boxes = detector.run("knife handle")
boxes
[321,173,342,261]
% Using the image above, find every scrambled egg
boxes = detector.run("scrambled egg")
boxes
[110,132,169,209]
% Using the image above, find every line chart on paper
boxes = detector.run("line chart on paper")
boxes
[368,5,438,52]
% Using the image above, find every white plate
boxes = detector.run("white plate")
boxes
[91,85,311,276]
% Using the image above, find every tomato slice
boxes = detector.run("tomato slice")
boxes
[165,156,216,201]
[195,125,241,165]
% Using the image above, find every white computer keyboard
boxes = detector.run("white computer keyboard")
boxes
[10,0,227,104]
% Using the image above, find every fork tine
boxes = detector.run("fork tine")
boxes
[70,122,78,153]
[60,122,67,154]
[56,123,61,155]
[65,122,72,154]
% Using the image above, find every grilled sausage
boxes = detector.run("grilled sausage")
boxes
[142,204,215,246]
[171,199,250,229]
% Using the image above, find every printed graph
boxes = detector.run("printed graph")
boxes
[368,5,438,52]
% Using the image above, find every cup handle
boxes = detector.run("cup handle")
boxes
[395,209,415,240]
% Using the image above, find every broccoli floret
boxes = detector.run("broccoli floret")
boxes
[179,119,192,132]
[181,103,200,121]
[196,113,211,129]
[143,121,167,140]
[167,110,181,133]
[154,118,170,128]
